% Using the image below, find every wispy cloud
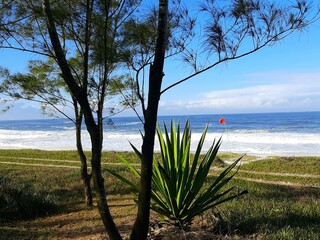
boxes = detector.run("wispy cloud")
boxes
[160,71,320,114]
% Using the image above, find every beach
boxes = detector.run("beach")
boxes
[1,112,320,156]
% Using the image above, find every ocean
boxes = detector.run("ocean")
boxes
[1,111,320,156]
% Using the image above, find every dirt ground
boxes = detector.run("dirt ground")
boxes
[3,196,136,239]
[2,196,264,240]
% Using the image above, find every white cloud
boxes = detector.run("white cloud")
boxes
[159,71,320,114]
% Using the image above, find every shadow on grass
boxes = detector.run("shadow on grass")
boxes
[214,179,320,237]
[0,226,109,240]
[0,199,136,240]
[50,187,83,202]
[236,211,320,234]
[229,179,320,200]
[0,227,51,240]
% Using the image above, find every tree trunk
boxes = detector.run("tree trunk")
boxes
[130,1,168,239]
[130,109,159,240]
[82,171,93,206]
[77,93,122,239]
[42,1,122,239]
[88,123,122,240]
[75,111,93,206]
[76,92,123,240]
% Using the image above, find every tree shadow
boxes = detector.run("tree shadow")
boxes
[235,212,320,234]
[0,228,50,240]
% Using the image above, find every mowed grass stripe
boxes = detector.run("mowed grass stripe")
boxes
[1,155,319,180]
[0,157,82,167]
[205,172,320,188]
[240,156,320,175]
[209,169,320,186]
[0,161,80,169]
[0,154,319,187]
[238,169,320,178]
[0,155,140,166]
[210,167,320,179]
[0,155,80,163]
[233,176,320,189]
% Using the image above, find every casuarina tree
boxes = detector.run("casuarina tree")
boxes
[120,1,319,239]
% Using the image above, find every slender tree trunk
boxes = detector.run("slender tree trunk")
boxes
[76,93,123,240]
[75,110,93,206]
[77,0,93,207]
[87,119,122,240]
[130,1,168,239]
[42,1,122,239]
[130,107,159,240]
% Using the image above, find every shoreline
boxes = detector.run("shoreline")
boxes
[2,113,320,156]
[1,148,320,158]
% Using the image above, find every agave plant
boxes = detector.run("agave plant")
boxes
[108,120,248,225]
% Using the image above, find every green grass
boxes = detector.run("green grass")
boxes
[240,156,320,175]
[218,152,256,162]
[213,179,320,239]
[0,174,59,222]
[0,149,319,239]
[235,171,319,186]
[0,227,52,240]
[0,149,83,160]
[0,149,138,164]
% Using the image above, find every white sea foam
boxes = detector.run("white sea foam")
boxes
[120,121,141,126]
[191,132,320,156]
[1,129,320,156]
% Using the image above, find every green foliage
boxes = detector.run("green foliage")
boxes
[109,121,248,225]
[0,174,58,221]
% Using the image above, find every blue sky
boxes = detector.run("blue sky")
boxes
[1,8,320,120]
[158,20,320,116]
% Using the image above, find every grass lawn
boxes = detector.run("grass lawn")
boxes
[0,149,319,239]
